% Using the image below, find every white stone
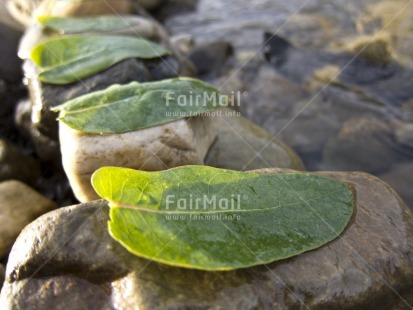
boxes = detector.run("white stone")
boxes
[60,116,218,202]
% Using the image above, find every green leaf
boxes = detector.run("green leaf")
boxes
[37,15,149,34]
[30,35,169,84]
[52,77,227,133]
[92,166,355,271]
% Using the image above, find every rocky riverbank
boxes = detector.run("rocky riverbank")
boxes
[0,0,412,308]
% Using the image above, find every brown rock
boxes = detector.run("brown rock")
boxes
[2,170,413,309]
[205,110,304,171]
[0,180,56,258]
[0,139,41,185]
[323,117,404,173]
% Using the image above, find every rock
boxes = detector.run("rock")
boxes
[164,0,368,52]
[0,139,41,184]
[2,170,413,309]
[170,34,195,55]
[60,116,218,202]
[33,0,134,19]
[240,34,413,171]
[379,162,413,210]
[205,110,304,171]
[358,0,413,67]
[25,58,151,141]
[0,22,23,83]
[392,120,413,151]
[0,265,4,290]
[0,81,27,144]
[0,180,56,258]
[135,0,165,11]
[0,20,26,144]
[13,99,32,140]
[188,41,233,78]
[14,99,61,165]
[264,33,402,90]
[0,2,25,31]
[323,117,406,174]
[19,13,183,160]
[2,277,112,310]
[234,56,341,169]
[4,0,33,28]
[153,0,198,21]
[278,13,334,49]
[7,0,145,27]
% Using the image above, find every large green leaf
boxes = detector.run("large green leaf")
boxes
[92,166,355,271]
[31,35,169,84]
[37,15,150,34]
[52,77,227,133]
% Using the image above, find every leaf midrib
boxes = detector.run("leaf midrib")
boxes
[108,188,346,214]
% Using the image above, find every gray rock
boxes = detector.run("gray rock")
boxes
[205,110,304,171]
[13,98,32,140]
[277,13,334,49]
[264,33,413,112]
[0,80,25,120]
[379,162,413,210]
[19,13,186,163]
[164,0,370,52]
[236,52,410,172]
[392,120,413,151]
[0,138,40,184]
[135,0,165,10]
[170,34,195,55]
[323,117,405,174]
[234,57,343,169]
[25,56,178,141]
[14,99,61,165]
[0,20,27,144]
[0,180,56,258]
[2,171,413,309]
[188,41,233,78]
[0,22,23,83]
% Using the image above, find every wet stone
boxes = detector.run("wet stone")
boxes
[205,110,304,171]
[0,180,56,258]
[25,56,178,141]
[322,117,407,174]
[0,138,40,185]
[1,171,413,309]
[0,22,23,83]
[188,41,233,78]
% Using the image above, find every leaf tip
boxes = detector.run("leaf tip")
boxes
[36,15,48,24]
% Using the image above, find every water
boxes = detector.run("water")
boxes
[165,0,413,208]
[165,0,380,51]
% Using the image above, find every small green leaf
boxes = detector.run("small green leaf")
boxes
[52,77,228,133]
[92,166,355,271]
[37,15,148,34]
[31,35,169,84]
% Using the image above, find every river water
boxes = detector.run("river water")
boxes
[165,0,382,50]
[165,0,413,208]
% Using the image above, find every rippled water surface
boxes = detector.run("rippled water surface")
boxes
[166,0,380,50]
[165,0,413,208]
